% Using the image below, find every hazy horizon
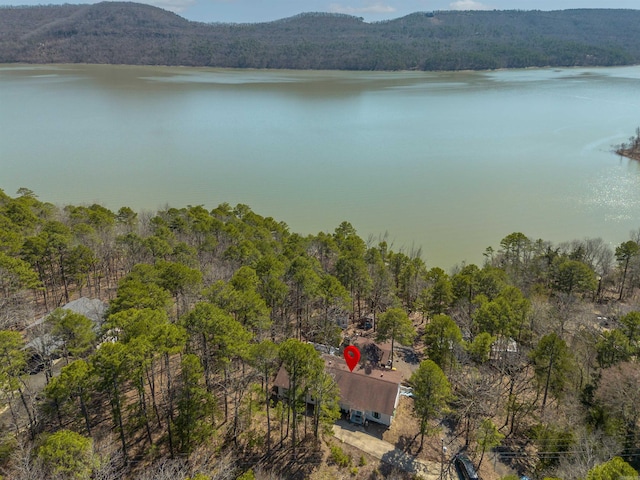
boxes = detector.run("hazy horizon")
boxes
[1,0,639,25]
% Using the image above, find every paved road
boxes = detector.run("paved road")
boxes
[333,420,454,479]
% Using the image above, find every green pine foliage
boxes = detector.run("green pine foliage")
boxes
[2,188,640,478]
[330,444,351,468]
[36,430,96,480]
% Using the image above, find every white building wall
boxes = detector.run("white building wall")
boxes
[364,411,392,426]
[277,383,398,427]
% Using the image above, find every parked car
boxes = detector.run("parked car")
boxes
[454,454,479,480]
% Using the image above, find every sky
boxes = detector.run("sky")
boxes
[2,0,639,23]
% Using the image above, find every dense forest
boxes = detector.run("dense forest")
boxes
[1,187,640,479]
[1,3,640,70]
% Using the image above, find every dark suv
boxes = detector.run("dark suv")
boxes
[454,454,479,480]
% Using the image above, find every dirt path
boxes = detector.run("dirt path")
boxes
[333,420,454,479]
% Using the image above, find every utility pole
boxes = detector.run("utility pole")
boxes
[440,438,447,480]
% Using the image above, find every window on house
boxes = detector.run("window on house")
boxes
[372,411,380,419]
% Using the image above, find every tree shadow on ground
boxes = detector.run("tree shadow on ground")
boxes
[395,433,419,454]
[364,420,388,440]
[398,346,420,365]
[245,435,323,480]
[380,447,424,476]
[371,463,414,479]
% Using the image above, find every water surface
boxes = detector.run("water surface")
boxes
[1,64,640,268]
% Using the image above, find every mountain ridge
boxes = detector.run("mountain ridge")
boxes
[1,2,640,70]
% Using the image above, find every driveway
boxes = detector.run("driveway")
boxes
[333,420,453,479]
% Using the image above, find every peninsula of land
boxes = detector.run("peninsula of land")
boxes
[617,128,640,161]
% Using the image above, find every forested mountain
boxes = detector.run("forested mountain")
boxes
[1,187,640,479]
[1,2,640,70]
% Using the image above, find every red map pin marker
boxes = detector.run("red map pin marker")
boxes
[343,345,361,372]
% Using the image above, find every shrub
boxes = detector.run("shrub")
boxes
[236,470,256,480]
[330,445,351,468]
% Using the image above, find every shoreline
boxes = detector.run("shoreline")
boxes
[616,127,640,161]
[617,150,640,161]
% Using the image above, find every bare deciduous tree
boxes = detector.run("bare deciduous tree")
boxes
[595,362,640,437]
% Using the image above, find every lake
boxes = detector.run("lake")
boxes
[1,64,640,268]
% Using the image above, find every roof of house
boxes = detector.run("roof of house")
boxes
[24,297,107,354]
[26,297,107,330]
[352,337,392,367]
[274,349,404,417]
